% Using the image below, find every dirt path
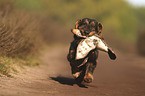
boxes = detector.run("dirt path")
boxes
[0,46,145,96]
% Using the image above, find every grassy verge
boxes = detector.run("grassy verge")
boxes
[0,55,42,77]
[0,55,41,77]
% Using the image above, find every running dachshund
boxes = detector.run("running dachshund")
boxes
[67,18,104,83]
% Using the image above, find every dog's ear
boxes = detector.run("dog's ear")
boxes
[98,22,103,33]
[75,19,82,29]
[97,22,104,40]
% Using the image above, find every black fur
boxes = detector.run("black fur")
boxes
[67,18,103,83]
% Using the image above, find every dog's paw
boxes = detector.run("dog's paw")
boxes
[72,72,81,78]
[84,73,93,83]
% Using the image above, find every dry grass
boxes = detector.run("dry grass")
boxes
[0,3,42,57]
[0,1,43,77]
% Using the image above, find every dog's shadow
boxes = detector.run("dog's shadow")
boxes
[50,76,88,88]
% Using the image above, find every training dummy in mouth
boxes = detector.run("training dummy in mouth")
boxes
[71,29,116,60]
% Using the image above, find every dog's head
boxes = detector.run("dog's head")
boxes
[75,18,104,39]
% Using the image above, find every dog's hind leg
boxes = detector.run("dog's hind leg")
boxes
[84,50,98,83]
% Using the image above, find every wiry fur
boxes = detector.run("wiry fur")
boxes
[67,18,103,83]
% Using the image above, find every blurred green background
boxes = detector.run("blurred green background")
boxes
[14,0,144,43]
[1,0,145,54]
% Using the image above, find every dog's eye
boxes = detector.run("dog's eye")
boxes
[82,22,87,25]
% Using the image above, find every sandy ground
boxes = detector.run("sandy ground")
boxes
[0,46,145,96]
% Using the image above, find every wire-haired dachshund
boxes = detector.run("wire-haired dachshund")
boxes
[67,18,104,83]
